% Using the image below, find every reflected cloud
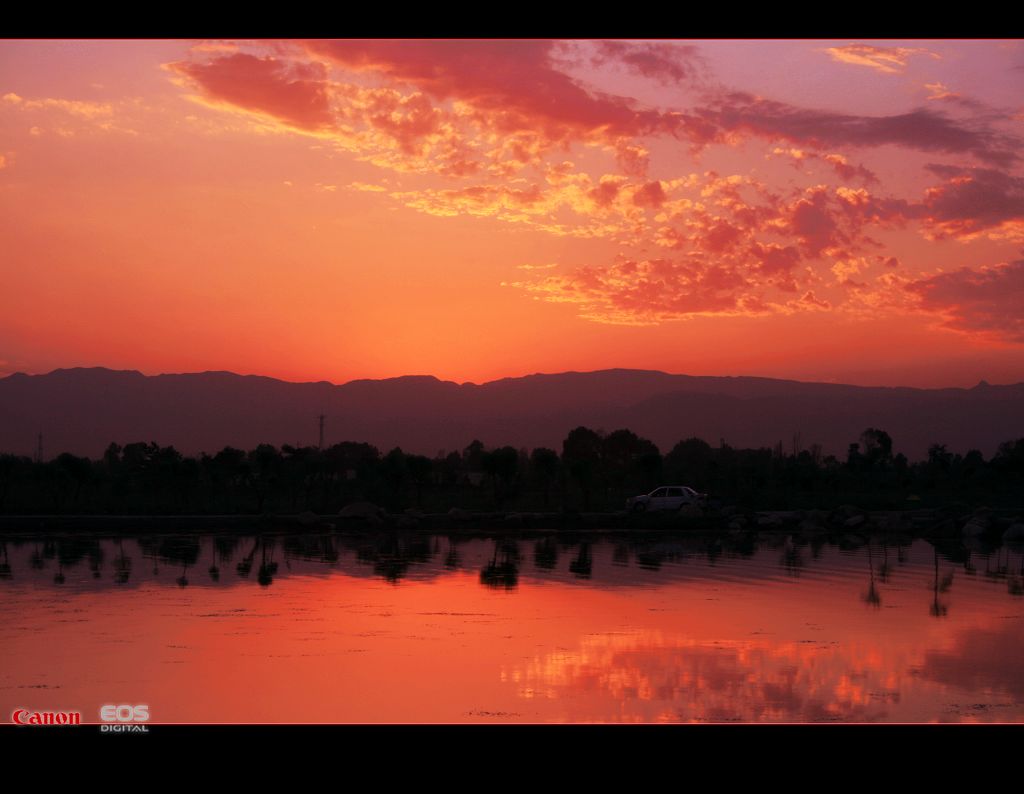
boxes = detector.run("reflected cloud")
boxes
[504,630,901,722]
[917,621,1024,700]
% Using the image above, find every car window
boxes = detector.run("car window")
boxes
[667,488,683,496]
[651,488,667,497]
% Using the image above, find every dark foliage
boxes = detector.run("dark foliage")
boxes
[1,427,1022,514]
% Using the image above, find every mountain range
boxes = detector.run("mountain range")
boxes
[1,367,1022,462]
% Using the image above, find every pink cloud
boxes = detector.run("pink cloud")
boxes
[695,92,1018,167]
[589,41,706,85]
[303,40,671,143]
[508,256,763,325]
[169,53,334,131]
[751,242,801,275]
[632,180,667,208]
[906,259,1024,342]
[785,187,847,257]
[920,164,1024,239]
[823,44,940,74]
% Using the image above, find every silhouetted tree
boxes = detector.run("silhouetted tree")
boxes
[562,426,603,510]
[665,437,713,490]
[529,447,559,507]
[860,428,893,469]
[463,439,485,471]
[406,454,432,507]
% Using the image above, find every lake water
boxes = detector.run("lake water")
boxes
[2,530,1022,723]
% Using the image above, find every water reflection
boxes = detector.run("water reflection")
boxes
[917,620,1024,705]
[864,545,881,609]
[1,529,1023,722]
[0,531,1018,602]
[503,631,899,722]
[481,540,519,590]
[931,547,954,618]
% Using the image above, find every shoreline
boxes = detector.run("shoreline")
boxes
[1,506,1021,542]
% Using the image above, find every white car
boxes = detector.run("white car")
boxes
[627,486,707,512]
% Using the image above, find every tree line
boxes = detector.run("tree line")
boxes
[0,427,1022,515]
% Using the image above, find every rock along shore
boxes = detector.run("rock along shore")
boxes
[2,504,1023,543]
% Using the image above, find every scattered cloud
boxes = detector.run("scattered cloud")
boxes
[695,92,1018,167]
[906,259,1024,343]
[823,44,940,74]
[924,82,960,101]
[167,53,334,131]
[156,41,1024,331]
[302,39,674,146]
[506,255,767,325]
[768,148,877,184]
[587,40,707,85]
[347,181,386,192]
[2,91,141,137]
[919,164,1024,241]
[3,92,114,118]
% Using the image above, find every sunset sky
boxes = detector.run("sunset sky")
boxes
[1,39,1023,387]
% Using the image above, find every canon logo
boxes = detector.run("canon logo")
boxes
[12,709,82,725]
[100,705,150,723]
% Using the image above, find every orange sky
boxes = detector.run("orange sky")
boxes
[1,39,1023,387]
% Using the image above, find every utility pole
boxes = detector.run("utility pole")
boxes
[35,432,43,464]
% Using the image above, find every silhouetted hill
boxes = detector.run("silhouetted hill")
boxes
[1,367,1022,461]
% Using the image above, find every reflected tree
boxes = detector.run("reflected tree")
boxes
[209,538,220,582]
[569,543,592,579]
[533,538,558,570]
[480,540,518,589]
[863,545,881,608]
[782,537,804,577]
[930,547,952,618]
[257,539,279,587]
[114,538,131,584]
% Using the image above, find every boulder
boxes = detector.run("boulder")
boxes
[296,510,321,527]
[877,512,908,532]
[961,518,988,537]
[1003,523,1024,542]
[339,501,384,519]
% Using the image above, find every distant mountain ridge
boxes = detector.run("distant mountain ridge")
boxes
[1,367,1022,461]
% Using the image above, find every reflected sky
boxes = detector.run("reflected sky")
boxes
[1,532,1022,723]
